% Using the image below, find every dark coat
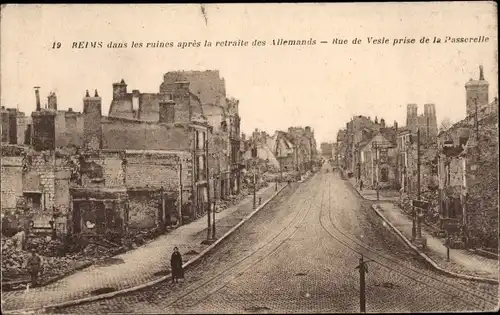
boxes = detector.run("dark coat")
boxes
[170,252,184,279]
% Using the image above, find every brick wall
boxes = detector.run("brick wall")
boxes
[16,115,31,145]
[127,190,159,229]
[125,153,180,190]
[54,170,71,215]
[99,152,126,187]
[1,151,72,227]
[1,156,23,211]
[83,96,102,150]
[55,111,84,148]
[29,153,57,210]
[32,111,56,151]
[102,119,192,150]
[464,114,498,248]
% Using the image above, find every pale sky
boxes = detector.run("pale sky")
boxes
[1,3,498,144]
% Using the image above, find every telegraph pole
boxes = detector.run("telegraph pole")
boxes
[212,199,216,239]
[205,139,211,241]
[253,170,257,209]
[475,98,480,158]
[356,255,370,313]
[416,128,422,239]
[374,142,380,201]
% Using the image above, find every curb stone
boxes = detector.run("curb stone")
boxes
[370,204,499,285]
[4,184,288,314]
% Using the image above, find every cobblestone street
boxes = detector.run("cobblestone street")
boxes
[52,171,499,314]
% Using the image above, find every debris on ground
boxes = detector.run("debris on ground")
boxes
[1,234,119,288]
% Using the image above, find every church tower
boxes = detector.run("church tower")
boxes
[83,89,102,150]
[465,65,489,117]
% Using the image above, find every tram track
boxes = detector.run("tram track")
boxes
[157,175,322,309]
[318,172,498,311]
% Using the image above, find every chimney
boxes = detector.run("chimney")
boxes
[132,89,140,112]
[479,65,484,81]
[47,92,58,110]
[394,121,398,132]
[380,118,385,128]
[34,87,41,111]
[112,79,128,99]
[68,107,73,112]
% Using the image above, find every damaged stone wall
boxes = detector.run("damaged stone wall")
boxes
[0,147,73,232]
[464,112,498,248]
[127,190,160,229]
[1,156,23,211]
[125,153,180,190]
[102,119,192,151]
[400,142,440,225]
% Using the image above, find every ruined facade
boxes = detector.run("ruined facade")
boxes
[2,71,244,235]
[356,129,398,189]
[343,115,380,174]
[320,142,333,158]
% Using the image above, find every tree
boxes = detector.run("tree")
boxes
[439,117,453,133]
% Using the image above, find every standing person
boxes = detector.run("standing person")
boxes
[13,227,26,251]
[25,249,42,287]
[360,179,364,191]
[170,246,184,284]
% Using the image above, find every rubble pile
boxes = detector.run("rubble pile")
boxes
[1,234,116,288]
[26,237,64,257]
[123,227,162,249]
[420,190,440,226]
[78,242,122,261]
[1,238,30,277]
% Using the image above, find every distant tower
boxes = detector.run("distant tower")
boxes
[32,87,56,151]
[83,89,102,150]
[406,104,418,132]
[465,65,489,117]
[34,86,41,111]
[0,106,9,143]
[47,92,58,110]
[424,104,438,140]
[112,79,128,99]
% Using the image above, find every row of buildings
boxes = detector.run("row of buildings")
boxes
[334,65,498,249]
[1,70,245,236]
[241,127,318,177]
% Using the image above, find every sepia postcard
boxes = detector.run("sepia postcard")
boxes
[0,2,498,314]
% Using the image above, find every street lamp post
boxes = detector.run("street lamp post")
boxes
[373,142,380,201]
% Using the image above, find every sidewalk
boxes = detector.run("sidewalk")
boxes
[374,202,499,282]
[347,177,400,202]
[1,183,285,312]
